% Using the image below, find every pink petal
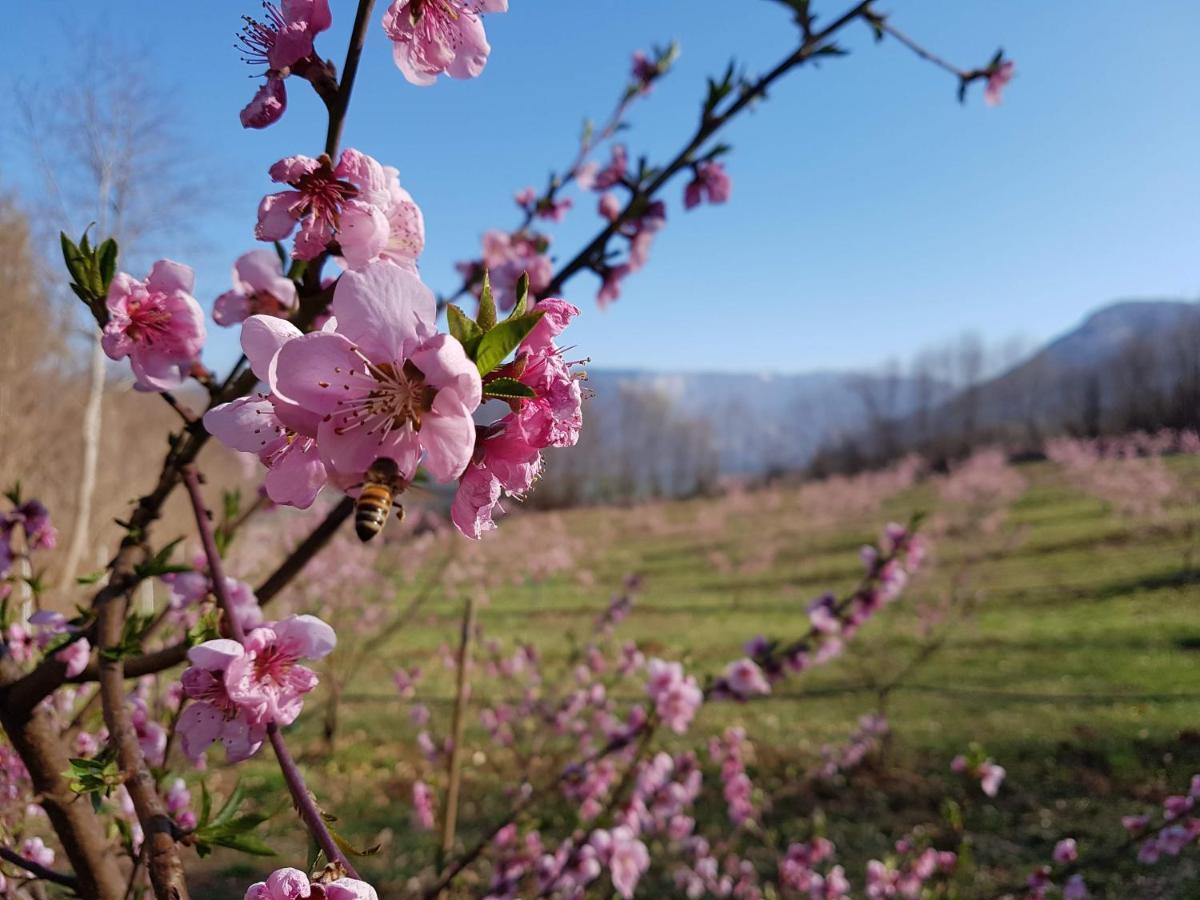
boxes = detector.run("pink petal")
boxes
[445,12,491,80]
[234,250,297,307]
[409,334,482,410]
[316,414,420,477]
[264,442,327,509]
[273,331,362,415]
[213,290,251,326]
[146,259,195,296]
[331,260,436,362]
[256,192,301,241]
[419,391,477,482]
[273,615,337,660]
[240,78,287,130]
[203,396,281,455]
[177,703,224,760]
[338,200,390,270]
[187,639,245,670]
[242,314,302,388]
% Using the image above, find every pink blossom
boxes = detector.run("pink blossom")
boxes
[334,148,425,272]
[630,50,659,95]
[20,836,54,868]
[166,778,197,830]
[102,260,206,392]
[237,1,333,129]
[55,638,91,679]
[723,658,770,698]
[597,264,631,307]
[213,250,298,326]
[224,615,336,727]
[205,316,329,508]
[592,144,628,191]
[1053,837,1078,864]
[598,192,621,222]
[256,151,388,262]
[412,780,436,830]
[683,161,732,209]
[381,0,508,86]
[595,826,649,899]
[245,867,311,900]
[274,261,481,482]
[177,639,266,763]
[979,760,1006,797]
[645,659,703,734]
[984,60,1015,106]
[479,230,553,312]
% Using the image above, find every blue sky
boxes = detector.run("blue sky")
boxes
[3,1,1198,376]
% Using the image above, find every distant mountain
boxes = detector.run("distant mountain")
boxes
[808,298,1200,474]
[1026,300,1200,370]
[580,368,945,476]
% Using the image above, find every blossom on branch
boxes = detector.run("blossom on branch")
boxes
[102,260,206,392]
[214,250,298,326]
[382,0,508,86]
[237,0,333,129]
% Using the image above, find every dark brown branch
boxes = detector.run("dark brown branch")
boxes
[544,0,875,298]
[0,844,80,891]
[324,0,377,157]
[97,586,189,899]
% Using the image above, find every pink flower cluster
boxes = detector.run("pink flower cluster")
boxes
[207,254,480,509]
[102,260,206,392]
[1128,775,1200,865]
[382,0,507,87]
[709,726,756,827]
[713,523,926,700]
[177,615,335,763]
[645,659,703,735]
[237,0,333,129]
[1,497,57,580]
[778,837,850,897]
[255,148,424,269]
[457,230,554,313]
[683,161,732,210]
[451,298,584,539]
[864,840,956,899]
[245,867,377,900]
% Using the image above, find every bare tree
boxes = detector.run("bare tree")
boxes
[16,42,209,586]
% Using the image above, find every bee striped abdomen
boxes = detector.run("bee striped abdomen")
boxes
[354,483,393,542]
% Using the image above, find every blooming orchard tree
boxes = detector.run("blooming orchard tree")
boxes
[6,3,1182,899]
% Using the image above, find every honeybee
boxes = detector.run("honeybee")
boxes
[354,457,408,542]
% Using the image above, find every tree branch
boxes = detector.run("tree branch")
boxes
[324,0,377,157]
[182,467,360,879]
[0,844,81,892]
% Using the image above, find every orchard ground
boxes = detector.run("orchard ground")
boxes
[195,457,1200,897]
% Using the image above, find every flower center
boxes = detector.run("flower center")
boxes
[125,298,173,345]
[237,4,286,69]
[333,357,437,439]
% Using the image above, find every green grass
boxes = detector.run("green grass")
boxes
[193,457,1200,897]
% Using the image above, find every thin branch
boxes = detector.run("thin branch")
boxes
[436,596,477,875]
[0,844,81,891]
[325,0,377,157]
[182,467,359,879]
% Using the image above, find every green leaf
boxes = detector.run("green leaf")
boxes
[274,241,289,269]
[76,570,106,586]
[134,537,187,579]
[209,782,247,830]
[208,832,277,856]
[446,304,483,357]
[509,271,530,318]
[330,826,381,858]
[474,311,544,376]
[477,270,497,331]
[483,378,537,400]
[199,782,212,828]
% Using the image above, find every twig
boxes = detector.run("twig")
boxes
[324,0,376,157]
[436,596,477,876]
[182,466,359,879]
[0,844,81,891]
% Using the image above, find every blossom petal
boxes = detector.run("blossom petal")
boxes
[410,334,482,410]
[188,639,245,670]
[146,259,195,296]
[419,391,477,482]
[242,314,302,388]
[264,442,327,509]
[331,260,436,361]
[273,614,337,660]
[274,331,363,415]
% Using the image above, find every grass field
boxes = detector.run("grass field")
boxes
[196,457,1200,897]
